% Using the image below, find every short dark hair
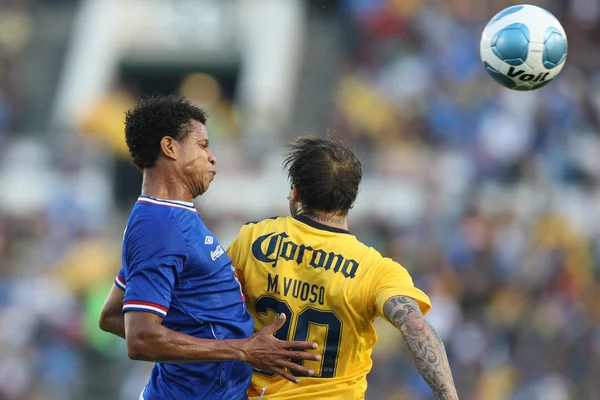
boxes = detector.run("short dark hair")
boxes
[283,135,362,215]
[124,95,208,170]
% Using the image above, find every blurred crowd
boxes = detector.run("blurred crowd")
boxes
[331,0,600,399]
[0,0,34,144]
[1,0,600,399]
[0,2,122,399]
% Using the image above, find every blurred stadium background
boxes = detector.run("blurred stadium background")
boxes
[0,0,599,399]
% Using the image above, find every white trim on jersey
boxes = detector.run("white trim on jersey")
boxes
[137,196,196,212]
[123,301,168,317]
[115,275,126,290]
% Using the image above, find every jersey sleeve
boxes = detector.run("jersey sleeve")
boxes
[370,258,432,319]
[115,267,126,291]
[122,217,188,318]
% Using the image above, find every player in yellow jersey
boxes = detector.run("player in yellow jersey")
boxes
[228,136,459,400]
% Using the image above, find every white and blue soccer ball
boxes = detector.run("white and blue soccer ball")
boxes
[480,4,567,91]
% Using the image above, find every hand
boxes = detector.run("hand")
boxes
[240,313,321,383]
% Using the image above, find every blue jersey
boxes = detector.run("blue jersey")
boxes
[116,196,254,400]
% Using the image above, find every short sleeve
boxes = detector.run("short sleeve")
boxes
[371,259,431,319]
[122,217,188,318]
[114,267,126,291]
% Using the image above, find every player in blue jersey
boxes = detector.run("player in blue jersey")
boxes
[98,96,320,400]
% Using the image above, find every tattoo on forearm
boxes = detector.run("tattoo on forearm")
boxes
[383,297,458,400]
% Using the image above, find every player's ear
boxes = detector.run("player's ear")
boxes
[290,184,301,202]
[160,136,178,161]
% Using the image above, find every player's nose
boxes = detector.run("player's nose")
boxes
[208,151,216,165]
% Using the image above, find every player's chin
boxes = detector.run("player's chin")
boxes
[203,176,215,191]
[195,180,212,197]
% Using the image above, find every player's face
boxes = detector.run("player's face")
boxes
[178,120,216,197]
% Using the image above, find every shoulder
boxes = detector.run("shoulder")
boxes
[125,204,188,247]
[128,205,177,229]
[242,216,280,227]
[229,217,289,250]
[237,216,285,235]
[354,245,386,266]
[369,254,405,273]
[357,248,405,280]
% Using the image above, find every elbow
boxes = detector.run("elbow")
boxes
[98,311,113,333]
[126,331,162,361]
[126,336,148,360]
[127,339,147,361]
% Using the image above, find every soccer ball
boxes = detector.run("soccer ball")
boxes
[480,4,567,91]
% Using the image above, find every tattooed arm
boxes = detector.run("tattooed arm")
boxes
[383,296,458,400]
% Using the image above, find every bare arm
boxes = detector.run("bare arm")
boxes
[99,284,126,339]
[124,311,245,362]
[99,284,322,383]
[383,296,458,400]
[125,311,321,384]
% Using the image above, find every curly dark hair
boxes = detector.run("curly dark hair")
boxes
[124,95,208,170]
[283,135,362,216]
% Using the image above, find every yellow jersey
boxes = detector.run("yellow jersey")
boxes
[227,215,431,400]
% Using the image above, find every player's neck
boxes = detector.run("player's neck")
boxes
[301,211,348,231]
[141,169,194,203]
